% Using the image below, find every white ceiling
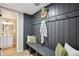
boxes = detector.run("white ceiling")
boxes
[0,3,50,15]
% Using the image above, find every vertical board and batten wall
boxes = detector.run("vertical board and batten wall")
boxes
[31,3,79,50]
[23,13,32,50]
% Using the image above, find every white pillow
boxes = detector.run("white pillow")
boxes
[65,43,79,56]
[27,36,31,42]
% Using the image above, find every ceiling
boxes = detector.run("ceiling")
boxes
[0,3,50,15]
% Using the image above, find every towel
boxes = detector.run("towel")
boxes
[40,20,47,44]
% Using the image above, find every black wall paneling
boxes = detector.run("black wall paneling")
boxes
[23,14,32,50]
[67,10,79,18]
[59,4,70,14]
[77,17,79,50]
[59,20,64,44]
[59,4,64,14]
[47,22,52,49]
[70,4,77,11]
[70,17,77,49]
[63,19,69,44]
[51,4,55,16]
[63,4,70,13]
[56,14,67,20]
[54,21,59,48]
[48,5,52,17]
[55,4,60,15]
[51,22,55,50]
[70,3,79,12]
[31,3,79,50]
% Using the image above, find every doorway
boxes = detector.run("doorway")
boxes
[1,9,17,56]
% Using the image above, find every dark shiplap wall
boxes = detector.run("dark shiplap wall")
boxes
[32,3,79,50]
[23,13,32,50]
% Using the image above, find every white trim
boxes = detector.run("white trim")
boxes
[17,49,23,53]
[16,12,24,53]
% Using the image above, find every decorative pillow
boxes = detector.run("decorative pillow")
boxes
[58,47,66,56]
[27,36,36,43]
[27,36,31,43]
[55,43,66,56]
[30,36,36,43]
[65,43,79,56]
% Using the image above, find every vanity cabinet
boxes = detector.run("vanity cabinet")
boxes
[1,35,13,49]
[0,16,2,31]
[0,14,2,49]
[7,36,13,47]
[0,36,1,48]
[2,36,7,49]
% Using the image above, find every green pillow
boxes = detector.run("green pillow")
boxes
[55,43,66,56]
[30,36,37,43]
[59,47,66,56]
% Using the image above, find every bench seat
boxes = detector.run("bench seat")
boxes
[27,43,55,56]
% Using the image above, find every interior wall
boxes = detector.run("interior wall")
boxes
[17,12,24,52]
[23,13,32,50]
[32,3,79,50]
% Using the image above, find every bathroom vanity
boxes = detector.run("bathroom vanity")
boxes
[0,13,13,49]
[0,35,13,49]
[0,14,2,49]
